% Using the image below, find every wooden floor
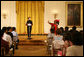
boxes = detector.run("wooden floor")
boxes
[14,35,49,56]
[18,35,47,45]
[18,35,47,41]
[14,45,49,56]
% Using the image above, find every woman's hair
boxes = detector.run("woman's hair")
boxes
[7,27,11,31]
[56,28,62,35]
[1,30,4,38]
[12,27,16,31]
[1,27,7,33]
[63,31,83,46]
[72,26,76,30]
[65,27,69,31]
[60,27,64,33]
[70,31,83,46]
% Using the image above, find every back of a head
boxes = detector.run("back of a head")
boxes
[1,27,7,33]
[7,27,11,32]
[71,31,83,46]
[56,28,62,35]
[65,27,69,31]
[60,27,64,33]
[72,26,76,30]
[12,27,16,31]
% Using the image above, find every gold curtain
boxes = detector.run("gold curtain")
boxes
[16,1,44,34]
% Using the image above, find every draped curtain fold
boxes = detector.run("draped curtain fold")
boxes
[16,1,44,34]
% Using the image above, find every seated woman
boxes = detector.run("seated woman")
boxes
[53,29,64,48]
[1,30,9,55]
[65,31,83,56]
[52,28,64,56]
[2,27,12,49]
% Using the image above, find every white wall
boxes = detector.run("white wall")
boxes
[1,1,16,29]
[1,1,83,33]
[44,1,83,33]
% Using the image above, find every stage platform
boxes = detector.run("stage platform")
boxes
[18,35,47,45]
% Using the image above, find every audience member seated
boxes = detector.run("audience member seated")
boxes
[7,27,13,41]
[12,27,18,42]
[64,27,69,34]
[1,30,9,55]
[69,26,78,33]
[2,27,8,41]
[12,27,19,49]
[53,28,64,56]
[2,27,12,48]
[63,32,71,56]
[63,32,71,49]
[60,27,64,36]
[65,31,83,56]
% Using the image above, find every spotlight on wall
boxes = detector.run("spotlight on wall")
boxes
[52,10,58,19]
[3,14,6,19]
[2,10,8,19]
[54,14,58,19]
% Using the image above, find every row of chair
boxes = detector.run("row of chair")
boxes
[1,41,18,56]
[46,37,66,56]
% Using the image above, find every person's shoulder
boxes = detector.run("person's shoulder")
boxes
[6,34,11,37]
[30,20,32,22]
[4,33,7,36]
[28,20,32,22]
[11,31,14,33]
[4,33,9,37]
[7,32,11,34]
[12,31,16,33]
[27,20,30,22]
